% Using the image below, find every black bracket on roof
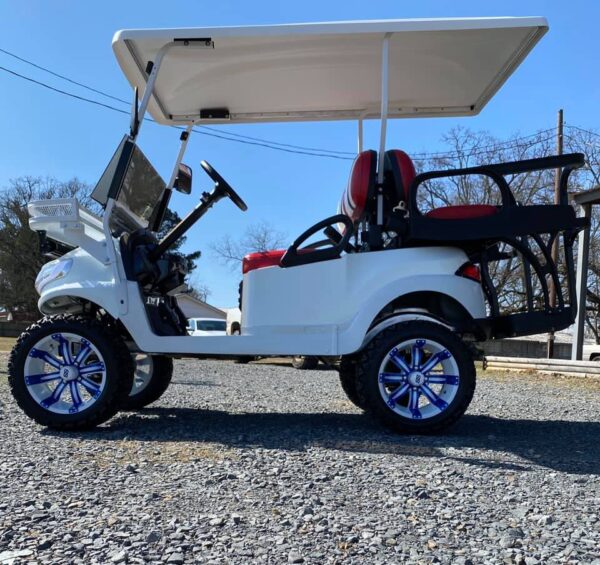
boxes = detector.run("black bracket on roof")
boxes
[174,37,214,48]
[200,108,230,120]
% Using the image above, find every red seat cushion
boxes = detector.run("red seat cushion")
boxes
[242,249,286,274]
[425,204,498,220]
[384,150,417,202]
[340,150,377,223]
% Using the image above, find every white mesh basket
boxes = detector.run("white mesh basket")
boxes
[28,198,80,221]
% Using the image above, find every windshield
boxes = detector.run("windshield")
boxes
[91,136,166,230]
[119,145,165,223]
[196,320,226,331]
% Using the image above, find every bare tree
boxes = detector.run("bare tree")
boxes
[188,281,211,303]
[211,221,287,269]
[0,176,94,318]
[564,125,600,342]
[415,125,600,339]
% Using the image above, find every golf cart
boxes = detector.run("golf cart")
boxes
[9,17,586,433]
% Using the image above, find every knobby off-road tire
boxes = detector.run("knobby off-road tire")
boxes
[121,355,173,410]
[338,355,367,410]
[355,321,476,434]
[8,315,134,431]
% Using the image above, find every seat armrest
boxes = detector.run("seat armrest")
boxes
[408,153,585,215]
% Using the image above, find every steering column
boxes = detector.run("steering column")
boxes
[149,161,247,261]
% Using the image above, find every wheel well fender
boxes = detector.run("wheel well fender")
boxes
[338,275,486,355]
[38,287,122,320]
[359,311,454,352]
[370,291,475,331]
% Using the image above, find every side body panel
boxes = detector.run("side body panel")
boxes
[38,246,486,356]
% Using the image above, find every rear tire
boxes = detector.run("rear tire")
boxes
[235,356,253,364]
[292,356,318,370]
[121,355,173,410]
[356,321,475,434]
[8,315,134,430]
[338,355,366,410]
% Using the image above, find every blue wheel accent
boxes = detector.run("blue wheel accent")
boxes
[80,377,102,397]
[427,374,459,385]
[79,363,105,376]
[69,381,84,411]
[388,348,410,373]
[408,388,422,419]
[29,348,61,369]
[386,383,410,407]
[23,332,107,415]
[379,372,406,384]
[421,384,449,410]
[378,338,460,421]
[40,381,67,408]
[25,371,61,386]
[52,333,74,365]
[420,350,451,374]
[74,340,92,366]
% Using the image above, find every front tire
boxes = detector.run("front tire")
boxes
[8,316,134,430]
[121,355,173,410]
[356,321,475,434]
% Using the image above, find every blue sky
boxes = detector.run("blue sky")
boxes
[0,0,598,307]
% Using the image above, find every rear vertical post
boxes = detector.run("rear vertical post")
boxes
[357,119,363,154]
[376,33,392,225]
[547,108,563,357]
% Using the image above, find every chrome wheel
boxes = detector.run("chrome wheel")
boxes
[377,338,460,420]
[23,332,107,415]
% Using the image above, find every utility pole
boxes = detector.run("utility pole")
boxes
[547,108,563,358]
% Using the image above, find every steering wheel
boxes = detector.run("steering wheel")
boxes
[200,161,248,211]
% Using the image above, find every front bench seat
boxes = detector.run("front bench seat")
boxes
[242,150,377,274]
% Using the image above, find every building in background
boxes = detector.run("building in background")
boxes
[175,293,226,321]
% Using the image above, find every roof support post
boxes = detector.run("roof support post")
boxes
[167,124,194,190]
[357,118,363,154]
[133,42,176,140]
[572,202,591,360]
[377,33,392,225]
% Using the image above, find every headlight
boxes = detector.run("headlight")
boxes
[35,259,73,294]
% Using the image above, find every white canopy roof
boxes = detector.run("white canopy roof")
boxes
[112,17,548,126]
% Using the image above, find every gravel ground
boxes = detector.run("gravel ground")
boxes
[0,354,598,565]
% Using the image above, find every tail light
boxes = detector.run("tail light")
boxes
[456,262,481,283]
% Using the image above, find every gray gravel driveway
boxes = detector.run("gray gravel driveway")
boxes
[0,356,598,564]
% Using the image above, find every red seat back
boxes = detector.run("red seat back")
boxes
[339,150,377,223]
[384,150,417,206]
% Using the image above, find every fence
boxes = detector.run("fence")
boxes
[480,339,572,360]
[485,356,600,377]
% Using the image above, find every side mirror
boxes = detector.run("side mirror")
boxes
[174,164,192,194]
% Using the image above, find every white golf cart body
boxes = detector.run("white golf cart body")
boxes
[30,17,553,357]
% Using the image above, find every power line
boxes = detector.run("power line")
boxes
[0,65,133,115]
[197,125,355,155]
[0,46,562,160]
[2,48,594,162]
[0,47,355,156]
[0,64,354,161]
[409,129,558,160]
[565,123,600,139]
[0,47,129,105]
